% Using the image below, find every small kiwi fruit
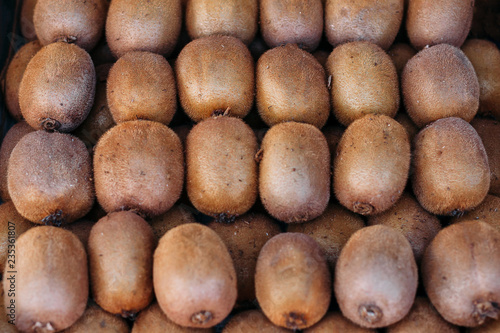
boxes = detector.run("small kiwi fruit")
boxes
[387,43,417,76]
[149,204,196,241]
[62,219,95,250]
[222,310,290,333]
[322,124,345,158]
[303,312,376,332]
[394,111,419,143]
[20,0,38,40]
[62,301,129,333]
[450,194,500,232]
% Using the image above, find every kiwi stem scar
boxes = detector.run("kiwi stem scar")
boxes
[359,304,383,324]
[191,310,213,324]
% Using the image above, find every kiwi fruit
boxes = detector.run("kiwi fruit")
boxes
[18,42,96,132]
[387,43,417,76]
[334,114,410,215]
[394,111,419,143]
[105,0,182,58]
[3,226,88,332]
[412,117,490,216]
[421,220,500,327]
[386,297,459,333]
[401,44,479,127]
[185,0,258,45]
[303,312,376,332]
[186,116,258,219]
[208,213,281,305]
[107,51,177,125]
[256,43,330,128]
[334,225,418,328]
[62,301,129,333]
[406,0,474,50]
[322,124,345,158]
[255,232,331,330]
[222,310,290,333]
[3,40,42,121]
[259,121,330,223]
[324,0,404,50]
[7,130,94,225]
[175,35,255,122]
[259,0,323,51]
[62,219,95,250]
[0,121,34,202]
[20,0,38,40]
[326,41,399,126]
[150,204,196,241]
[154,223,236,328]
[93,120,184,217]
[450,194,500,232]
[33,0,108,51]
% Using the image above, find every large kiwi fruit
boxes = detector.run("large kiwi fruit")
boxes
[334,225,418,328]
[222,310,290,333]
[7,130,94,225]
[62,301,129,333]
[412,117,490,216]
[153,223,237,328]
[18,42,96,132]
[421,220,500,327]
[450,194,500,232]
[303,312,376,332]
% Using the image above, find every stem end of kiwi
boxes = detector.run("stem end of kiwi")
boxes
[284,312,307,330]
[41,118,61,131]
[473,300,500,325]
[121,310,137,320]
[31,321,55,332]
[191,310,213,325]
[359,304,383,324]
[42,210,64,227]
[353,202,375,215]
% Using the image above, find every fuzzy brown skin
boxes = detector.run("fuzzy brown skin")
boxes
[462,39,500,120]
[334,114,410,215]
[20,0,38,40]
[93,120,184,217]
[256,43,330,128]
[222,310,290,333]
[422,220,500,327]
[402,44,479,127]
[186,0,258,45]
[176,35,255,122]
[107,51,177,125]
[334,225,418,328]
[325,0,403,50]
[412,117,490,216]
[387,43,417,76]
[259,122,330,223]
[450,195,500,232]
[7,131,94,225]
[4,40,42,121]
[62,219,95,251]
[3,226,88,333]
[288,202,365,272]
[33,0,108,51]
[471,118,500,195]
[322,125,345,158]
[105,0,181,58]
[259,0,323,52]
[186,116,258,218]
[62,301,129,333]
[255,232,331,330]
[406,0,474,50]
[153,223,237,328]
[88,211,155,317]
[467,318,500,332]
[208,213,281,305]
[303,312,376,332]
[394,112,418,143]
[0,122,34,202]
[326,41,399,126]
[18,42,96,132]
[150,204,196,241]
[386,297,459,333]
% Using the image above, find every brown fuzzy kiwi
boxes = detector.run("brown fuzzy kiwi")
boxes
[259,0,323,51]
[255,232,331,330]
[287,202,365,272]
[386,297,459,333]
[185,0,258,45]
[33,0,108,51]
[412,117,490,216]
[150,204,196,241]
[259,121,330,223]
[62,219,95,250]
[20,0,38,40]
[450,194,500,232]
[421,220,500,327]
[471,118,500,195]
[93,120,184,217]
[7,130,94,225]
[394,111,419,142]
[401,44,479,127]
[107,51,177,125]
[3,226,88,332]
[18,42,96,132]
[175,35,255,122]
[322,124,345,158]
[387,43,417,76]
[222,310,290,333]
[334,225,418,328]
[256,43,330,128]
[324,0,403,50]
[4,40,42,121]
[88,211,155,317]
[105,0,181,58]
[62,301,129,333]
[462,39,500,119]
[186,116,258,219]
[303,312,376,333]
[0,121,34,202]
[326,41,399,126]
[153,223,237,328]
[208,213,281,305]
[334,114,410,215]
[406,0,473,50]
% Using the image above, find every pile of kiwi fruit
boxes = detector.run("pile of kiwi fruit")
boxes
[0,0,500,331]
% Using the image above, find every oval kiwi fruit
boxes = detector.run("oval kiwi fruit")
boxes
[256,43,330,128]
[387,43,417,76]
[149,204,196,241]
[421,220,500,327]
[412,117,490,216]
[7,130,94,225]
[62,219,95,250]
[303,312,376,332]
[222,310,290,333]
[20,0,38,41]
[334,225,418,328]
[153,223,237,328]
[62,301,129,333]
[450,194,500,232]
